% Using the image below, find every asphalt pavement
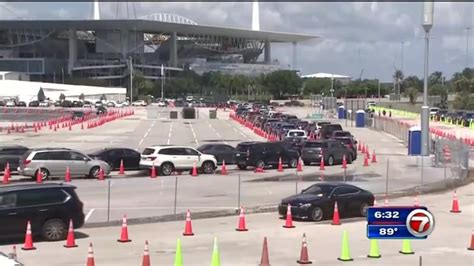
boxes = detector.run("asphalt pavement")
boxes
[5,182,473,266]
[1,106,464,224]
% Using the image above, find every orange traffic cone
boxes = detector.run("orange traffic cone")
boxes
[117,214,131,242]
[97,167,105,180]
[64,219,78,248]
[361,143,365,153]
[450,190,461,213]
[296,233,312,264]
[296,157,303,172]
[277,157,283,172]
[183,209,194,236]
[3,162,10,184]
[221,160,228,175]
[150,162,157,178]
[342,154,347,169]
[332,201,341,225]
[119,159,125,175]
[363,155,369,167]
[467,230,474,251]
[254,166,265,173]
[371,150,377,163]
[319,156,325,170]
[191,162,198,176]
[236,206,248,231]
[366,147,370,159]
[21,221,36,250]
[142,241,151,266]
[65,166,71,182]
[259,237,270,266]
[86,243,95,266]
[283,203,295,228]
[36,169,43,183]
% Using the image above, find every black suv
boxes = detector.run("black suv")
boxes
[320,124,343,139]
[0,145,29,172]
[235,142,300,170]
[0,183,85,241]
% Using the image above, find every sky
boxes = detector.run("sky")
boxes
[0,1,473,82]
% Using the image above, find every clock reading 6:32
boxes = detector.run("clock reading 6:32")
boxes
[374,211,400,219]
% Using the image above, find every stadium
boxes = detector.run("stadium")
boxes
[0,1,318,100]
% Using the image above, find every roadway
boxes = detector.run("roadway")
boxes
[0,106,458,224]
[6,182,473,266]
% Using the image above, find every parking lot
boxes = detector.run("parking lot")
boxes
[0,106,459,224]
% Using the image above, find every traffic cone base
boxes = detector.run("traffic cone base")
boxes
[183,210,194,236]
[236,207,248,231]
[64,220,78,248]
[338,230,353,261]
[367,239,381,258]
[22,221,36,250]
[450,191,461,213]
[117,215,131,243]
[399,239,415,255]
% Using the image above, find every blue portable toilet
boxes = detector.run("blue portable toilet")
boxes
[355,110,365,127]
[408,126,422,155]
[338,106,346,119]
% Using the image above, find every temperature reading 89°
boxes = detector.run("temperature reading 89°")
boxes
[379,227,398,236]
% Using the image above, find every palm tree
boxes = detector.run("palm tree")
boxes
[393,70,404,96]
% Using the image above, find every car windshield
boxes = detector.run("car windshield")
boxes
[302,185,329,196]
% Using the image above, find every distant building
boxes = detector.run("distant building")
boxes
[301,73,352,85]
[0,71,30,81]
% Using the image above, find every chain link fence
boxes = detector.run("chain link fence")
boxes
[372,115,470,182]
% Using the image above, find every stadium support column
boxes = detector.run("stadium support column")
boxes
[67,29,77,75]
[292,41,297,71]
[170,32,178,68]
[264,40,271,64]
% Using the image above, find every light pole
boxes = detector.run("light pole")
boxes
[377,79,381,103]
[129,56,133,102]
[421,1,434,156]
[466,27,471,68]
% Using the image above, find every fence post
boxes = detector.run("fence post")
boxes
[237,174,241,209]
[107,179,111,222]
[173,176,178,215]
[385,158,389,197]
[295,170,299,194]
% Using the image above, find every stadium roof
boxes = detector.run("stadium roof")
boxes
[301,73,351,79]
[0,19,319,43]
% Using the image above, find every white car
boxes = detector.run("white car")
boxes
[115,101,125,108]
[132,100,147,106]
[106,101,116,107]
[39,101,49,107]
[139,145,217,176]
[94,101,103,108]
[429,107,440,115]
[5,101,15,107]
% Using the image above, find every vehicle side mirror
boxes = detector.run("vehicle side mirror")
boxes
[84,157,90,161]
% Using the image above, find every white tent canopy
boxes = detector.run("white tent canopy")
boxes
[301,73,351,79]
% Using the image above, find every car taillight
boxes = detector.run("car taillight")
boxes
[23,159,31,165]
[348,143,353,149]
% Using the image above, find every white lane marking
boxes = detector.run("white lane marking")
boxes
[167,122,173,145]
[85,208,95,222]
[88,206,241,210]
[207,121,227,144]
[189,123,199,145]
[139,138,145,146]
[226,121,248,138]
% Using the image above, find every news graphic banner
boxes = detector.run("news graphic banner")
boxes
[367,206,435,239]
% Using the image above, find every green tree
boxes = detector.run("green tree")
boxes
[393,70,404,93]
[37,87,46,102]
[406,87,419,104]
[79,93,85,101]
[59,93,66,101]
[302,78,331,95]
[403,75,422,92]
[263,70,302,99]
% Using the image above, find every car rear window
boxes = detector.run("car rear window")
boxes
[338,138,352,145]
[325,124,343,131]
[334,131,351,137]
[237,144,252,152]
[304,142,326,148]
[288,131,305,137]
[142,148,155,155]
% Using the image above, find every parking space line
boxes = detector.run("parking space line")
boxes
[167,122,173,145]
[85,208,95,222]
[189,123,199,145]
[207,121,227,144]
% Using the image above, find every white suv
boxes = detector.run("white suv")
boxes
[139,146,217,176]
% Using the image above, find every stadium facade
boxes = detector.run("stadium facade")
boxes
[0,2,318,94]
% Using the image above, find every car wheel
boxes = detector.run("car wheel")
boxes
[303,161,311,166]
[310,206,324,221]
[42,219,67,241]
[201,161,215,174]
[255,159,265,169]
[359,202,370,217]
[237,164,247,170]
[327,155,335,166]
[89,166,100,179]
[34,168,50,181]
[289,158,298,168]
[160,162,174,176]
[347,154,353,164]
